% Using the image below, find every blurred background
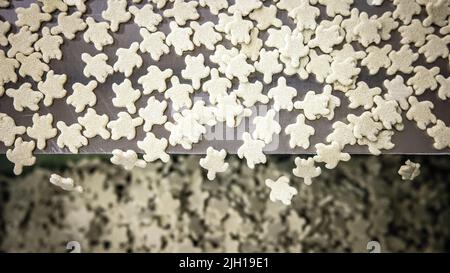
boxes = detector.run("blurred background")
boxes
[0,154,449,253]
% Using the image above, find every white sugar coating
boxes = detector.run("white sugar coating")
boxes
[129,4,162,32]
[181,54,210,90]
[137,132,170,163]
[384,75,413,110]
[254,49,283,84]
[387,45,419,75]
[199,0,228,15]
[34,27,63,63]
[228,0,261,16]
[292,157,322,186]
[37,70,67,106]
[341,8,360,42]
[112,79,141,114]
[377,11,399,41]
[139,29,169,61]
[318,0,353,17]
[399,19,434,47]
[166,22,194,56]
[418,34,450,63]
[81,53,113,83]
[164,76,193,111]
[16,3,51,32]
[84,17,113,51]
[202,68,231,105]
[353,12,382,47]
[427,120,450,150]
[190,101,217,127]
[37,0,67,13]
[346,82,382,110]
[371,96,402,130]
[138,97,168,132]
[252,109,281,144]
[190,21,222,51]
[326,121,356,148]
[26,113,57,150]
[347,112,383,141]
[51,12,86,40]
[308,24,344,54]
[213,92,245,128]
[306,50,332,83]
[242,29,264,61]
[280,30,310,68]
[0,20,10,46]
[398,160,421,181]
[16,52,49,82]
[7,26,38,58]
[199,147,229,180]
[314,142,351,169]
[110,149,146,171]
[114,42,142,77]
[6,83,43,112]
[235,81,268,107]
[393,0,421,24]
[0,113,26,147]
[406,96,436,130]
[164,111,206,149]
[77,108,110,139]
[326,57,360,86]
[294,90,330,121]
[107,112,143,141]
[6,137,36,175]
[249,5,282,30]
[361,45,392,75]
[138,65,172,95]
[49,174,83,193]
[224,12,253,46]
[406,66,440,95]
[67,81,97,113]
[237,132,266,169]
[357,130,395,155]
[288,1,320,31]
[101,0,131,32]
[265,176,297,205]
[285,114,315,149]
[268,77,297,111]
[0,50,19,90]
[435,75,450,100]
[56,121,88,154]
[224,53,255,82]
[163,0,199,26]
[63,0,87,13]
[423,0,450,27]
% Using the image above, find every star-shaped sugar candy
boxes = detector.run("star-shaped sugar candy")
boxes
[202,68,231,105]
[114,42,143,77]
[314,142,351,169]
[383,75,413,110]
[288,1,320,31]
[17,52,49,82]
[406,96,436,130]
[254,49,283,84]
[166,22,194,55]
[224,12,253,45]
[107,112,143,140]
[427,120,450,150]
[138,65,172,95]
[49,174,83,193]
[294,91,330,120]
[101,0,131,32]
[399,19,434,47]
[6,83,43,112]
[393,0,421,24]
[418,34,450,63]
[199,0,228,15]
[292,157,321,185]
[398,160,421,181]
[165,76,193,111]
[228,0,261,16]
[34,27,64,63]
[66,81,97,113]
[112,79,141,114]
[6,137,36,175]
[139,29,169,61]
[7,26,38,58]
[237,132,266,169]
[240,28,263,61]
[15,3,51,32]
[0,50,19,92]
[51,12,86,40]
[129,4,162,32]
[354,12,382,47]
[326,121,356,148]
[305,50,332,83]
[436,75,450,100]
[111,149,146,171]
[0,113,25,147]
[346,81,381,110]
[163,0,199,26]
[249,5,282,30]
[181,54,210,90]
[213,92,245,128]
[38,70,67,106]
[77,108,111,139]
[265,176,297,205]
[387,45,418,75]
[361,45,392,75]
[371,96,402,130]
[407,66,439,95]
[83,17,113,51]
[268,77,297,111]
[280,29,310,68]
[26,113,57,150]
[138,97,167,132]
[199,147,229,180]
[347,112,383,141]
[137,132,170,163]
[235,80,268,107]
[326,57,360,86]
[224,53,255,82]
[37,0,67,13]
[164,111,206,149]
[190,21,222,50]
[357,130,395,155]
[81,53,113,83]
[56,121,88,154]
[252,109,281,144]
[285,114,315,149]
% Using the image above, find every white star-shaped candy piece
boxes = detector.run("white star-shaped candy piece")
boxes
[237,132,266,169]
[265,176,298,205]
[137,132,170,163]
[199,147,229,180]
[252,109,281,144]
[292,157,322,185]
[110,149,147,171]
